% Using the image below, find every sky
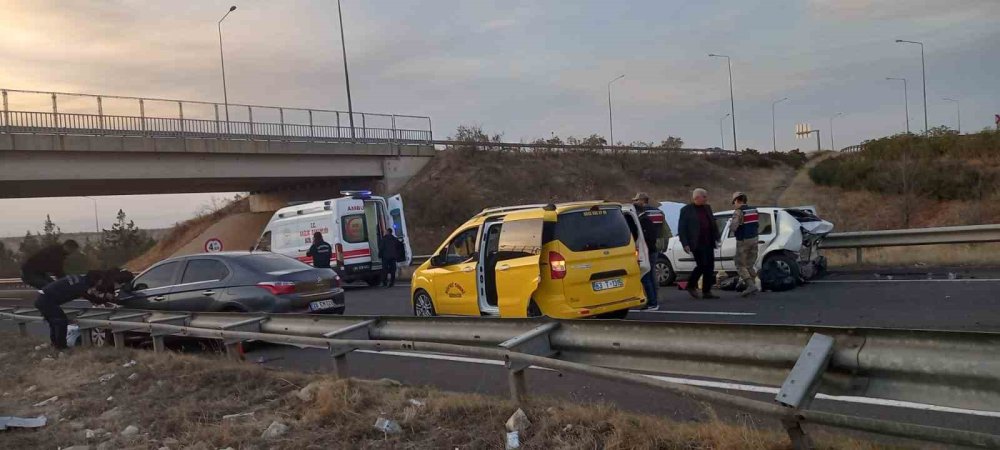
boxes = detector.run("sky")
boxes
[1,0,999,236]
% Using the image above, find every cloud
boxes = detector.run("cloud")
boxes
[807,0,999,21]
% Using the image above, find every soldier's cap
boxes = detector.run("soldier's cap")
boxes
[632,192,650,202]
[731,192,748,204]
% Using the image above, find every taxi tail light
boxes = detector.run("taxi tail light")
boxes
[335,243,344,267]
[257,281,296,296]
[549,251,567,280]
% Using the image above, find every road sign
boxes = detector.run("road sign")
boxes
[795,123,812,138]
[204,238,224,253]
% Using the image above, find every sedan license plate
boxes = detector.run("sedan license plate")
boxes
[592,278,624,291]
[309,299,338,311]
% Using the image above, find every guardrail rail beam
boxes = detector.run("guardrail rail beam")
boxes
[499,322,560,404]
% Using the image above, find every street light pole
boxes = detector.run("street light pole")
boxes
[943,97,960,133]
[709,54,737,151]
[720,113,730,150]
[772,97,788,152]
[83,197,99,232]
[337,0,355,139]
[896,40,928,134]
[217,6,237,133]
[829,112,843,151]
[607,74,625,146]
[885,77,910,134]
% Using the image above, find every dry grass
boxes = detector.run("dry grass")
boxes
[126,197,250,271]
[0,333,898,450]
[825,242,1000,268]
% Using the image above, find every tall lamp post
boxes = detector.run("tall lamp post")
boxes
[607,74,625,146]
[943,97,960,134]
[709,54,737,151]
[895,39,928,134]
[82,197,99,232]
[719,113,730,150]
[885,77,910,134]
[217,5,237,133]
[829,112,843,151]
[337,0,355,139]
[772,97,788,152]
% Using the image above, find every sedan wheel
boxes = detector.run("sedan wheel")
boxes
[656,260,676,286]
[91,328,111,347]
[413,291,436,317]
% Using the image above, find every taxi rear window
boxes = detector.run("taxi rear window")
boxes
[554,208,631,252]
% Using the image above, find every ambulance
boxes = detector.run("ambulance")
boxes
[252,191,412,285]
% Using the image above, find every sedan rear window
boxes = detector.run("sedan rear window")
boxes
[239,253,309,274]
[554,208,631,252]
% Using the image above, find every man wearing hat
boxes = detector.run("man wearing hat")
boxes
[730,192,760,297]
[633,192,665,309]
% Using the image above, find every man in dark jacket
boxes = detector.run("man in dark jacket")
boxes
[378,229,404,287]
[21,240,80,290]
[306,232,333,269]
[633,193,665,310]
[678,188,721,299]
[34,269,132,350]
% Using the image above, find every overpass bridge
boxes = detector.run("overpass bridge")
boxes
[0,88,436,210]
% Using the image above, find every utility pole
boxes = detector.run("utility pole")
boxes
[772,97,788,152]
[709,54,737,151]
[829,112,843,151]
[885,77,910,134]
[720,113,730,150]
[943,98,960,133]
[337,0,355,139]
[896,40,928,134]
[607,74,625,146]
[217,5,237,133]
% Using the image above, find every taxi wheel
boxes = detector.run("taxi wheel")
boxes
[413,290,436,317]
[527,301,543,318]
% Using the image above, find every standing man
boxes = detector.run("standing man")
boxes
[34,269,131,350]
[379,229,403,287]
[21,240,79,290]
[633,193,665,310]
[731,192,760,297]
[306,232,333,269]
[678,188,721,299]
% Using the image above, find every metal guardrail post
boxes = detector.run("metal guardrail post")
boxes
[96,96,104,134]
[427,117,433,141]
[1,89,8,133]
[139,99,146,134]
[76,310,115,347]
[148,314,190,353]
[776,333,835,450]
[214,104,220,134]
[248,106,254,141]
[51,93,59,131]
[336,112,341,139]
[308,110,314,138]
[220,316,267,361]
[323,319,377,378]
[498,322,559,404]
[178,102,184,136]
[856,248,863,265]
[391,115,398,143]
[279,107,285,138]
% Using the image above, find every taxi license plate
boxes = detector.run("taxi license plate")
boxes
[592,278,624,291]
[309,300,338,311]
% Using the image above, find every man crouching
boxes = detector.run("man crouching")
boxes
[34,269,134,350]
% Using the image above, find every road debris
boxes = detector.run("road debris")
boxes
[374,417,403,435]
[121,424,139,437]
[33,396,59,407]
[127,373,139,381]
[221,412,254,421]
[98,373,115,384]
[505,408,531,434]
[505,430,521,449]
[407,398,426,407]
[261,421,288,439]
[122,360,137,368]
[0,415,47,430]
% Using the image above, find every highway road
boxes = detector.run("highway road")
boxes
[3,268,1000,445]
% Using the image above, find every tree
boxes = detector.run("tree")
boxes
[659,136,684,149]
[450,124,503,143]
[17,231,41,265]
[40,215,62,247]
[97,209,156,268]
[579,134,608,147]
[0,241,19,277]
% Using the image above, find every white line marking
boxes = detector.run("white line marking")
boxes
[356,349,1000,418]
[638,310,757,316]
[813,279,1000,283]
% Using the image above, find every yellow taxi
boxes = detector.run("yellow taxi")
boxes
[411,201,648,319]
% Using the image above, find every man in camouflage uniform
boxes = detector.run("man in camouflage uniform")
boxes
[730,192,760,297]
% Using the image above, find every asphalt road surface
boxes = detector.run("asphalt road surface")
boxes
[3,268,999,445]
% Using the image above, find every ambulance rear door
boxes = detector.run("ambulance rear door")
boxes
[336,198,374,273]
[387,194,413,266]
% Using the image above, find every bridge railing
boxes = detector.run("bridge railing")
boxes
[0,88,432,144]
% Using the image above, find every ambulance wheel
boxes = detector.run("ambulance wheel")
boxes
[365,275,382,287]
[413,290,436,317]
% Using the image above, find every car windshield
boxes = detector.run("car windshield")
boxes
[554,208,631,252]
[239,253,309,274]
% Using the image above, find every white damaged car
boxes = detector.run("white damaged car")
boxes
[658,203,833,291]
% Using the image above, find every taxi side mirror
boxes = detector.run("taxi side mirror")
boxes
[430,254,446,267]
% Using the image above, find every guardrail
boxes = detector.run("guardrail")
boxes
[1,306,997,448]
[1,88,432,144]
[822,224,1000,264]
